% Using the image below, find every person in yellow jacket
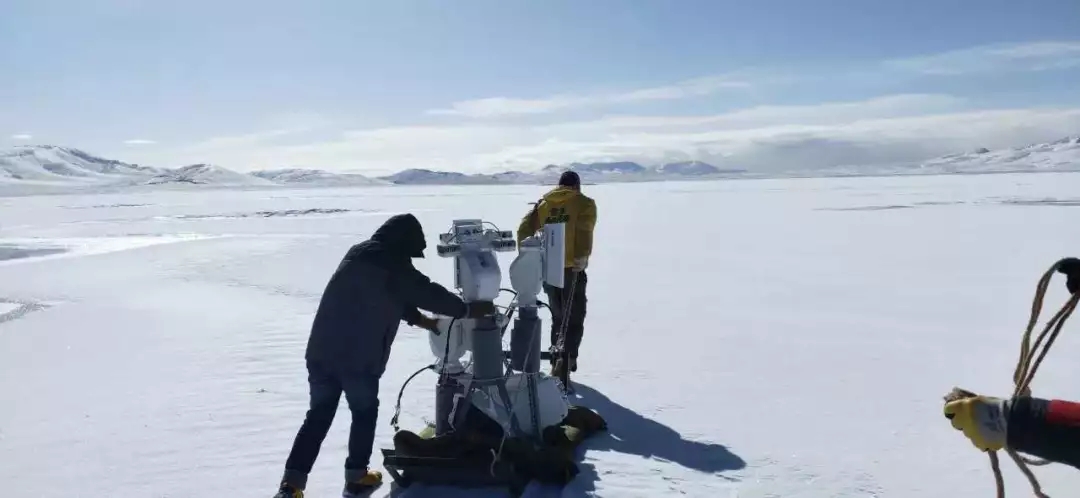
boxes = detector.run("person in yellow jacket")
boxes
[516,171,597,383]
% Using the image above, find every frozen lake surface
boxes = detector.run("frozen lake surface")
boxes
[4,173,1080,497]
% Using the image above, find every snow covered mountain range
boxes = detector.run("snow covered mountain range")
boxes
[1,137,1078,189]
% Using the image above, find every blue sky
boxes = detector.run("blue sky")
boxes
[2,0,1080,174]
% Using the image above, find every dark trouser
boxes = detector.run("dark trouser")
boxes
[544,268,587,362]
[281,359,380,489]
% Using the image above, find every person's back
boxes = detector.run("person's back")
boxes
[306,213,464,375]
[516,171,597,385]
[275,213,492,498]
[526,188,596,268]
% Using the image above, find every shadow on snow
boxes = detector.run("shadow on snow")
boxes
[383,381,744,498]
[569,382,746,475]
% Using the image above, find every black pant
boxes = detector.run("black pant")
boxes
[544,268,587,361]
[282,359,380,489]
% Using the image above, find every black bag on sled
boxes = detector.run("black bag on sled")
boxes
[392,403,608,486]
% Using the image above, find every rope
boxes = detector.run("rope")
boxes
[487,273,576,477]
[552,269,580,389]
[946,258,1080,498]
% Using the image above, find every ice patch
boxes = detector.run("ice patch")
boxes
[0,234,216,266]
[62,203,151,209]
[818,200,968,211]
[819,204,914,211]
[1000,197,1080,207]
[0,244,68,261]
[0,300,49,324]
[158,207,382,221]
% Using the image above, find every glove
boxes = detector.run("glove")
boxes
[465,300,496,318]
[1057,257,1080,294]
[415,315,440,333]
[571,257,588,272]
[943,394,1009,452]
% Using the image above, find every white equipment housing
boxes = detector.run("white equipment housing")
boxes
[472,373,569,436]
[426,217,572,438]
[427,219,515,373]
[437,219,515,301]
[426,312,509,373]
[542,222,566,289]
[508,221,568,308]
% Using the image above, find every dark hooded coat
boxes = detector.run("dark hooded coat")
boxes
[305,213,468,375]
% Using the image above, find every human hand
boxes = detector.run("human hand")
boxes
[415,315,440,333]
[466,301,496,318]
[571,257,588,272]
[1057,257,1080,294]
[943,393,1008,452]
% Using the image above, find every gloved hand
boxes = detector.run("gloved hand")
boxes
[414,315,440,333]
[465,300,496,318]
[571,257,588,272]
[1057,257,1080,294]
[944,394,1009,452]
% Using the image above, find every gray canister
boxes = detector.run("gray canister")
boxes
[509,306,541,373]
[434,373,465,436]
[469,316,504,381]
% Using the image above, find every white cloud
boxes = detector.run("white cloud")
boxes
[885,41,1080,75]
[423,41,1080,120]
[425,41,1080,120]
[10,134,32,140]
[123,139,156,145]
[426,74,753,118]
[135,94,1080,175]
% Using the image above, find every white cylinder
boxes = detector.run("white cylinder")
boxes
[470,373,570,436]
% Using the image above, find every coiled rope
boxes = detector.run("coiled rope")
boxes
[945,258,1080,498]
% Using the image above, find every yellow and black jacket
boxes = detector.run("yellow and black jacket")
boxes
[516,186,597,268]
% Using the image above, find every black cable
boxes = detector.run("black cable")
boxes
[390,290,525,434]
[390,363,435,432]
[440,316,458,382]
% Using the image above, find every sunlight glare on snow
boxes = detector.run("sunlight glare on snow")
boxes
[2,174,1080,498]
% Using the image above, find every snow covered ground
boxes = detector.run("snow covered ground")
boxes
[4,173,1080,497]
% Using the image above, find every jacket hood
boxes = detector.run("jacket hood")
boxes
[543,186,581,203]
[370,213,427,258]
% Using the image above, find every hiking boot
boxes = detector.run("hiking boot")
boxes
[342,470,383,498]
[273,482,303,498]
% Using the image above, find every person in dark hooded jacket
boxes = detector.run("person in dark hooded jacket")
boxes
[274,213,495,498]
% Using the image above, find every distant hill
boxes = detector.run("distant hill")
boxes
[250,168,388,186]
[147,163,275,186]
[2,136,1079,189]
[0,145,157,183]
[911,136,1080,174]
[379,160,737,185]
